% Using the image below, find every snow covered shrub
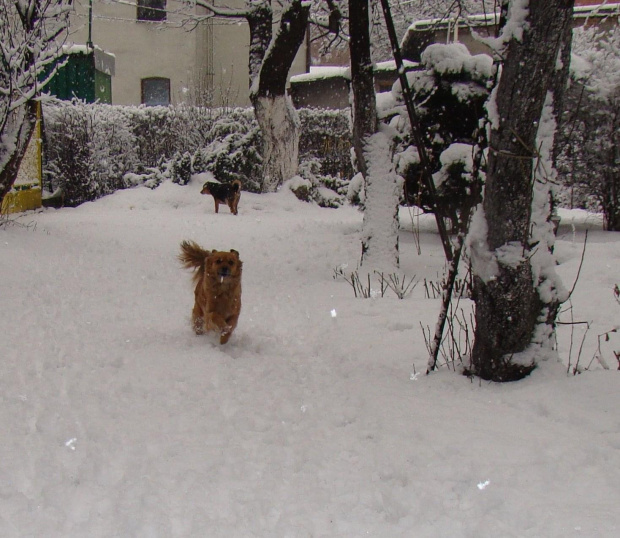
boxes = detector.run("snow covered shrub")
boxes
[391,44,491,229]
[556,25,620,231]
[293,159,344,208]
[298,108,353,180]
[198,115,263,192]
[43,101,138,206]
[127,105,220,169]
[287,176,313,202]
[192,147,209,174]
[346,172,365,205]
[171,152,192,185]
[127,106,178,169]
[124,161,169,190]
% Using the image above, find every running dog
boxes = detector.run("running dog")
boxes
[200,179,241,215]
[179,240,242,344]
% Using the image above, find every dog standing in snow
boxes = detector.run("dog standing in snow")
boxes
[179,240,242,344]
[200,179,241,215]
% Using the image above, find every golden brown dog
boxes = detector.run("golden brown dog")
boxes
[179,240,242,344]
[200,179,241,215]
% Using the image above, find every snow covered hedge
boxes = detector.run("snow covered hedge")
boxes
[43,101,138,206]
[42,100,352,206]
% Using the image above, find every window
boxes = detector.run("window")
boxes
[141,77,170,106]
[137,0,166,22]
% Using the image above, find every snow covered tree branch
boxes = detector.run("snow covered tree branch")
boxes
[0,0,70,206]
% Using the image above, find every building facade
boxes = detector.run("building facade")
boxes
[67,0,306,107]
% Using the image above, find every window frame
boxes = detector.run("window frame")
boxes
[141,77,171,106]
[137,0,167,22]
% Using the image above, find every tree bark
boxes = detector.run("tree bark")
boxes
[349,0,400,269]
[349,0,376,178]
[253,95,300,193]
[248,0,309,192]
[471,0,575,382]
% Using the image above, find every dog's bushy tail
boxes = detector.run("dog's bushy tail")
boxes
[179,240,209,282]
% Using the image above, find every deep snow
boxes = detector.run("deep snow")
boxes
[1,178,619,537]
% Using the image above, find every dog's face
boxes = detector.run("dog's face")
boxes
[200,183,212,196]
[205,250,242,281]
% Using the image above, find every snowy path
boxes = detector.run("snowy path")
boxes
[1,182,619,536]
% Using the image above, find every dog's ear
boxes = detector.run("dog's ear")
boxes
[230,249,239,258]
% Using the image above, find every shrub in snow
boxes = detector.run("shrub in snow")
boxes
[431,143,482,231]
[294,159,344,208]
[346,172,365,205]
[192,147,209,175]
[126,105,224,168]
[287,176,313,202]
[390,43,490,228]
[298,108,353,180]
[556,25,620,231]
[43,100,138,206]
[199,121,263,193]
[171,152,192,186]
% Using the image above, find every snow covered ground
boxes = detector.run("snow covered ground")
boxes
[1,177,619,537]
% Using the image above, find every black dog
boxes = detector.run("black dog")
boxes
[200,179,241,215]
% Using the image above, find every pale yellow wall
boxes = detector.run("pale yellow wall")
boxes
[67,1,307,107]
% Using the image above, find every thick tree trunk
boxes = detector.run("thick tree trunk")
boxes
[246,2,272,87]
[0,100,38,208]
[253,95,300,193]
[471,0,574,381]
[248,0,309,192]
[360,130,401,270]
[349,0,399,269]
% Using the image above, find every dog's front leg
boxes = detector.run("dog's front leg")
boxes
[204,312,228,334]
[219,314,238,344]
[192,302,206,335]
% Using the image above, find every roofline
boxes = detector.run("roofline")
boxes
[407,3,620,32]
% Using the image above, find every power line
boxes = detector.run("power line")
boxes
[71,11,248,27]
[73,0,248,24]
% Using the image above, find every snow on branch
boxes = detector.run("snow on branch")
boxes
[473,0,530,54]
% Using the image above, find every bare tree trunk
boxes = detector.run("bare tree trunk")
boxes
[349,0,376,178]
[360,131,402,270]
[253,96,300,193]
[248,0,309,192]
[471,0,574,382]
[350,0,400,269]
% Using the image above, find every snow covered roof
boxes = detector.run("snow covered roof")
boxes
[374,60,419,73]
[62,43,116,58]
[405,3,619,35]
[290,66,350,84]
[61,43,116,76]
[407,12,500,33]
[290,61,418,84]
[574,2,620,18]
